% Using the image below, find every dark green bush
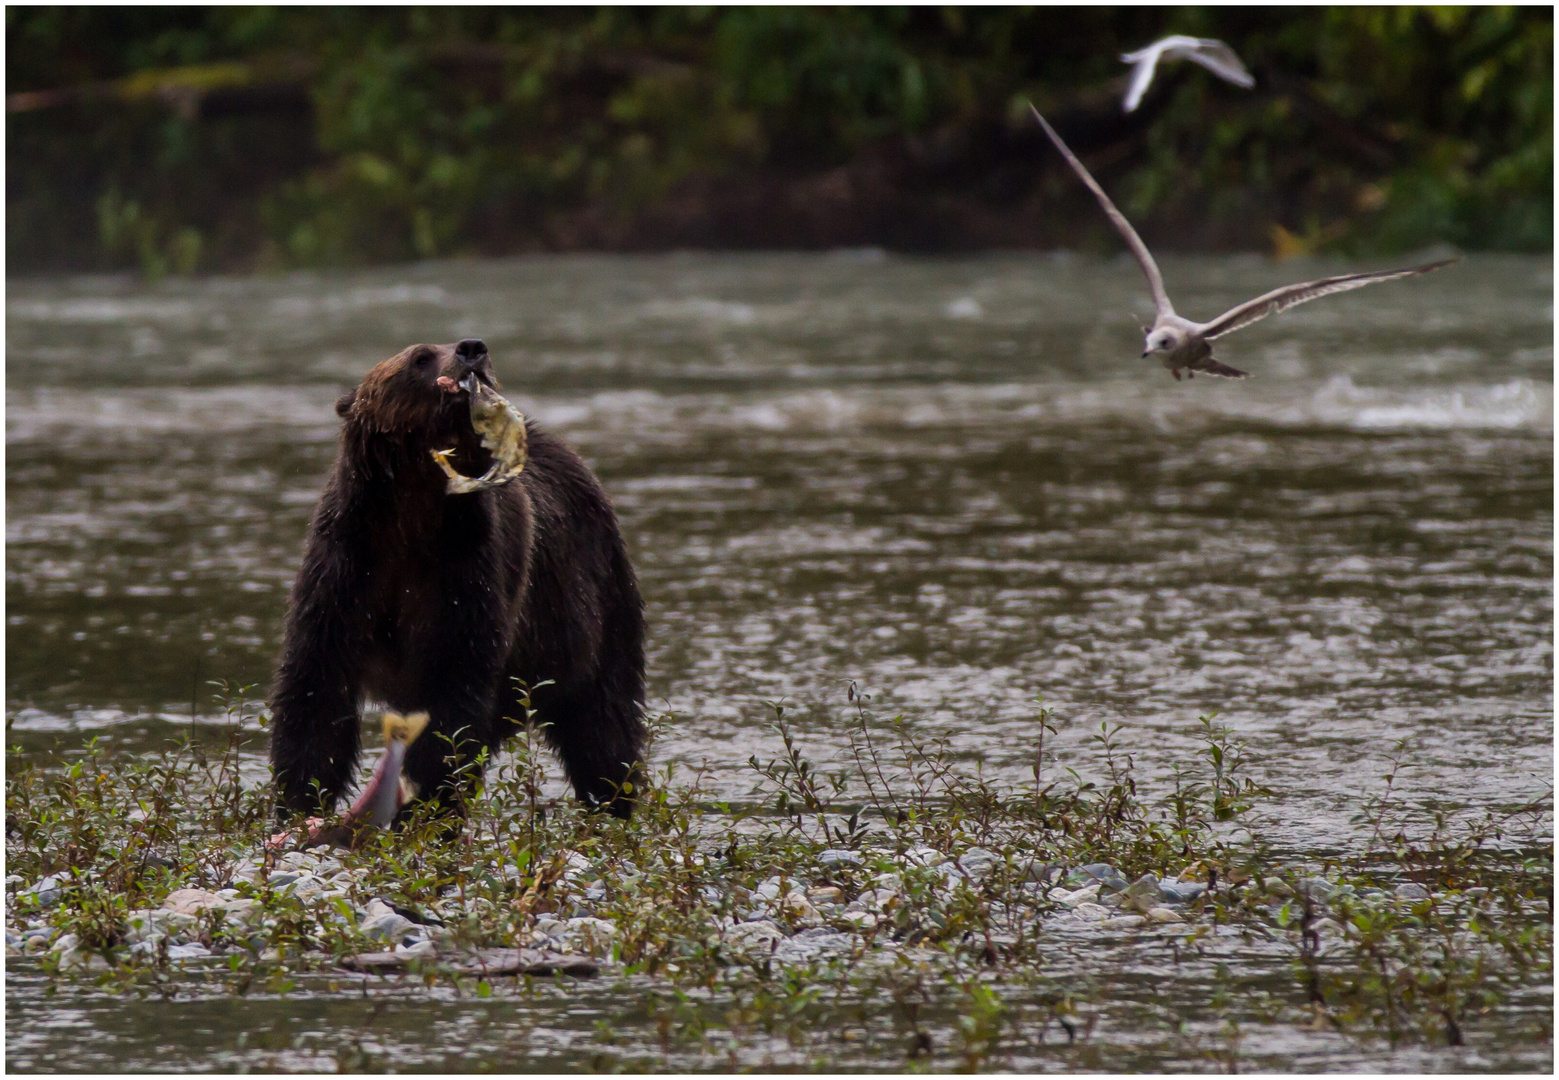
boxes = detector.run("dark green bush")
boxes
[6,7,1551,273]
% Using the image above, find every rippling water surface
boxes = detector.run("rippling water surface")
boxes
[6,253,1552,1069]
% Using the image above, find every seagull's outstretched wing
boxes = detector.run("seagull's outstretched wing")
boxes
[1030,105,1174,319]
[1176,38,1255,90]
[1119,39,1168,113]
[1120,35,1254,113]
[1197,259,1458,340]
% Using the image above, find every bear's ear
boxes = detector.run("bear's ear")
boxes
[335,390,357,418]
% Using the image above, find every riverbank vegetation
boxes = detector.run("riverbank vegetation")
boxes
[7,7,1552,276]
[7,684,1551,1070]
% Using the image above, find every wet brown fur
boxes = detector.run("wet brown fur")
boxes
[270,341,647,824]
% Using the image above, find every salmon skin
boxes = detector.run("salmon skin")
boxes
[268,711,429,851]
[346,710,431,829]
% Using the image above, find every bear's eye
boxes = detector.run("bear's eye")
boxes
[413,350,434,368]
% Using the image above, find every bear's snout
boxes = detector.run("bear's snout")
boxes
[450,338,494,389]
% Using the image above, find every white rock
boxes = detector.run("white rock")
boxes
[166,943,212,961]
[1101,915,1148,930]
[1016,859,1060,884]
[846,887,899,915]
[838,910,879,931]
[360,912,414,943]
[725,920,785,952]
[1145,907,1184,924]
[49,932,107,971]
[1069,903,1112,922]
[1053,884,1101,908]
[227,860,264,884]
[900,846,943,867]
[773,928,857,963]
[124,909,199,946]
[162,889,225,915]
[565,916,617,940]
[753,876,786,902]
[21,875,66,909]
[559,850,593,880]
[277,875,324,901]
[955,848,999,880]
[1121,873,1167,913]
[310,855,344,875]
[530,916,568,941]
[779,890,821,925]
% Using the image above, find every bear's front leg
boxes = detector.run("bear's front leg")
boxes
[396,556,512,821]
[269,526,368,818]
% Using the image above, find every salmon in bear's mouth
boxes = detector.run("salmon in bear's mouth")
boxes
[431,375,528,493]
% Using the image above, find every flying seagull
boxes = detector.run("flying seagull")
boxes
[1030,106,1456,381]
[1120,35,1255,113]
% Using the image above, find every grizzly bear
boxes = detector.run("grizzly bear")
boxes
[269,338,646,822]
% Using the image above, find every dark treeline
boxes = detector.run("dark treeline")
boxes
[7,7,1551,275]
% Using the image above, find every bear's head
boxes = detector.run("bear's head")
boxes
[336,338,498,454]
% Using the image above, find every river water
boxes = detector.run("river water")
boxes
[6,252,1552,1069]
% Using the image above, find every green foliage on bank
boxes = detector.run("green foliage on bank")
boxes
[6,7,1552,274]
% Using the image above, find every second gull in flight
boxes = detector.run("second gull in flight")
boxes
[1031,106,1457,381]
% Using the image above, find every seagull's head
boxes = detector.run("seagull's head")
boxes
[1142,327,1185,358]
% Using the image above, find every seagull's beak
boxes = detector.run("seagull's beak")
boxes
[1141,350,1151,359]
